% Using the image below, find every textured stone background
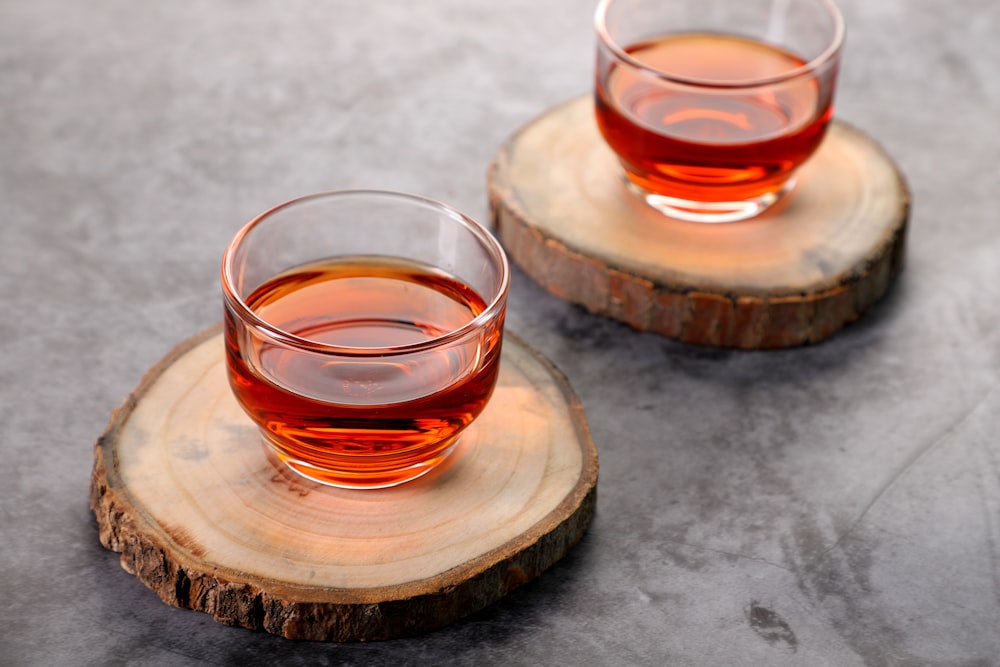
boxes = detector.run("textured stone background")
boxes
[2,0,999,664]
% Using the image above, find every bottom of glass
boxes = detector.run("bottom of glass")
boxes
[264,435,459,490]
[625,178,796,224]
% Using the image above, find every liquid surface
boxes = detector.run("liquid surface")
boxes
[225,256,503,488]
[596,32,833,203]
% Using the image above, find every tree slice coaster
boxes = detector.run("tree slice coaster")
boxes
[488,95,910,348]
[90,326,598,642]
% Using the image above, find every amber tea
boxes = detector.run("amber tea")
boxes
[225,256,502,489]
[597,33,831,205]
[595,0,844,222]
[222,191,509,489]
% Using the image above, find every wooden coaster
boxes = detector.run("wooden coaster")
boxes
[90,326,598,642]
[488,96,910,348]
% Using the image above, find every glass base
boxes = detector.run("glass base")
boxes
[625,178,795,224]
[263,434,459,490]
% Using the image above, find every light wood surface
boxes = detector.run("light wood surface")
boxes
[488,96,910,348]
[90,326,598,641]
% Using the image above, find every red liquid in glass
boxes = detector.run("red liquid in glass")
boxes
[225,256,502,487]
[596,33,834,203]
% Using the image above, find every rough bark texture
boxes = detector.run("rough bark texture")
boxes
[90,326,598,641]
[488,96,910,349]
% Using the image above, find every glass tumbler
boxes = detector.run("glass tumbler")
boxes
[595,0,844,223]
[221,190,510,489]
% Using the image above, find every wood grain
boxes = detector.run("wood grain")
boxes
[488,95,910,348]
[90,326,598,641]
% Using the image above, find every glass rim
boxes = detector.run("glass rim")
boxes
[221,189,510,358]
[594,0,845,89]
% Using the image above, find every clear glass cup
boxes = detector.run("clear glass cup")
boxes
[595,0,844,223]
[221,190,510,489]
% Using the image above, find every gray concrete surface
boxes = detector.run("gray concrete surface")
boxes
[3,0,999,665]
